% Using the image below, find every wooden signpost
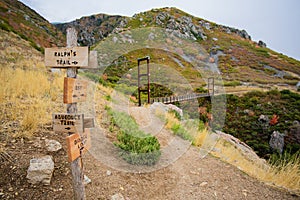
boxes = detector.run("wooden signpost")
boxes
[46,28,97,200]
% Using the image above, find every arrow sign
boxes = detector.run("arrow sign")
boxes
[45,47,89,68]
[64,77,88,104]
[66,129,91,162]
[52,113,84,133]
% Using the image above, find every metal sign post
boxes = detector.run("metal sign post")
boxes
[138,56,150,106]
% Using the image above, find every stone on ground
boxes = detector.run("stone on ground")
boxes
[26,155,54,185]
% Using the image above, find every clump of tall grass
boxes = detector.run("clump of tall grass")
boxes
[0,65,64,138]
[211,138,300,193]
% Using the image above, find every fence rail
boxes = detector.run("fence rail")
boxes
[151,92,213,104]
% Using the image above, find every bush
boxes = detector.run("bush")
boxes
[109,110,161,165]
[116,131,161,165]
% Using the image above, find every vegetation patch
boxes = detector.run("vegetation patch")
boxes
[106,107,161,165]
[199,89,300,161]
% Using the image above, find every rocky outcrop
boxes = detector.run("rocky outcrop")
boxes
[55,14,127,46]
[155,12,206,41]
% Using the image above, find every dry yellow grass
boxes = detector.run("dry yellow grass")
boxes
[0,65,64,138]
[165,111,180,130]
[193,128,209,147]
[211,138,300,193]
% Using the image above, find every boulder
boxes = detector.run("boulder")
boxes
[238,29,251,40]
[269,131,285,154]
[258,40,267,48]
[111,193,125,200]
[45,139,62,152]
[26,155,54,185]
[167,104,183,119]
[258,114,269,124]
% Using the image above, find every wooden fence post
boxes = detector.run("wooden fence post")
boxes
[66,27,86,200]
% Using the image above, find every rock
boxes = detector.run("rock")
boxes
[167,104,183,119]
[258,40,267,48]
[200,182,208,187]
[84,175,91,185]
[269,131,285,154]
[199,21,211,30]
[155,12,170,26]
[258,115,269,124]
[45,139,62,152]
[106,170,112,176]
[238,29,251,40]
[26,155,54,185]
[111,193,125,200]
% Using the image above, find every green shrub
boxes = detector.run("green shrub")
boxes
[0,21,11,32]
[223,80,241,87]
[116,131,161,165]
[109,110,161,165]
[171,123,193,141]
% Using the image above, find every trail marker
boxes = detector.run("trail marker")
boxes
[45,28,92,199]
[52,113,84,134]
[64,77,88,103]
[66,129,91,162]
[45,47,89,68]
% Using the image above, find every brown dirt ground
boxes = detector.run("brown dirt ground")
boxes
[0,127,299,200]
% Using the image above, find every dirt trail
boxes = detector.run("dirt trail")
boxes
[84,146,297,200]
[83,104,297,199]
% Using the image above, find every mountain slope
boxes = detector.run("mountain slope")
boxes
[0,0,65,52]
[58,7,300,91]
[55,14,127,46]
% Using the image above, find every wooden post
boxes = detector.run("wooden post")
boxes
[66,27,86,200]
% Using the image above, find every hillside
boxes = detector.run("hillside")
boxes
[55,13,127,46]
[0,0,65,52]
[57,7,300,91]
[0,2,300,199]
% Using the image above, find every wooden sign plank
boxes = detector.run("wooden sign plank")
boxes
[84,117,95,129]
[88,51,98,68]
[66,129,91,162]
[64,77,88,104]
[52,113,84,133]
[45,47,89,68]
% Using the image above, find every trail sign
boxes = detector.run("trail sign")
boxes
[64,77,88,103]
[66,129,91,162]
[52,113,84,133]
[45,47,89,68]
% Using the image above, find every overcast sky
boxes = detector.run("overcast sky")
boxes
[19,0,300,61]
